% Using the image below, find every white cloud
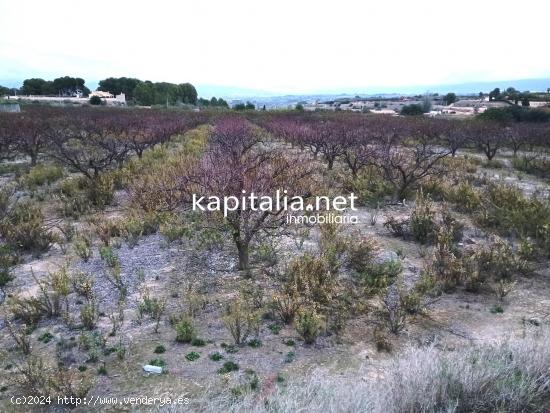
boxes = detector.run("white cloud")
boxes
[1,0,548,93]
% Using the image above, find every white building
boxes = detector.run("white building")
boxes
[89,91,114,99]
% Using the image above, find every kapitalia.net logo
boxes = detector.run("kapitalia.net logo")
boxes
[192,190,359,224]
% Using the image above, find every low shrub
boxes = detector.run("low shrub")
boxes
[56,176,114,217]
[185,352,200,361]
[295,307,324,345]
[56,178,91,218]
[6,319,32,354]
[0,200,53,253]
[267,323,282,335]
[383,216,409,238]
[0,267,14,303]
[461,237,531,293]
[136,288,166,333]
[318,221,349,274]
[221,342,239,353]
[341,166,394,206]
[174,318,196,343]
[442,155,480,173]
[475,183,550,256]
[80,302,98,330]
[346,236,378,273]
[402,273,437,315]
[73,234,93,262]
[373,327,392,352]
[115,339,126,360]
[240,280,264,310]
[490,304,504,314]
[99,245,119,267]
[87,175,115,208]
[159,213,189,243]
[492,279,516,302]
[71,271,95,301]
[21,163,64,190]
[209,352,224,361]
[191,338,206,347]
[445,181,482,212]
[381,283,409,334]
[38,331,54,344]
[420,178,449,201]
[78,331,106,362]
[284,351,296,363]
[385,194,463,248]
[97,364,108,376]
[230,369,260,397]
[476,236,530,280]
[0,245,18,297]
[286,253,335,305]
[104,265,127,299]
[324,299,352,336]
[272,288,301,325]
[218,361,239,374]
[0,244,19,269]
[89,216,122,246]
[16,356,94,401]
[410,190,437,244]
[425,227,464,292]
[484,159,504,169]
[149,358,166,367]
[120,212,162,247]
[7,295,44,329]
[31,266,71,319]
[253,242,278,267]
[247,338,262,348]
[223,298,260,345]
[360,259,403,295]
[512,155,550,179]
[154,345,166,354]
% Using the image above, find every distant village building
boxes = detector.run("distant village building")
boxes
[8,91,126,106]
[370,108,397,115]
[528,101,550,108]
[89,90,126,104]
[89,91,114,99]
[441,99,510,116]
[297,95,547,116]
[303,102,335,111]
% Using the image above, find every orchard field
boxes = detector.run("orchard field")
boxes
[0,105,549,412]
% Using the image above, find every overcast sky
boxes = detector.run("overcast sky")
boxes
[1,0,549,94]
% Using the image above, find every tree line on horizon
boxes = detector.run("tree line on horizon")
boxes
[0,76,227,108]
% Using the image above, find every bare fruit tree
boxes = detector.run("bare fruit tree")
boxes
[182,117,313,271]
[375,121,451,201]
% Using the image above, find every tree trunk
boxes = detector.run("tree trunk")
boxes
[393,182,408,203]
[236,242,249,271]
